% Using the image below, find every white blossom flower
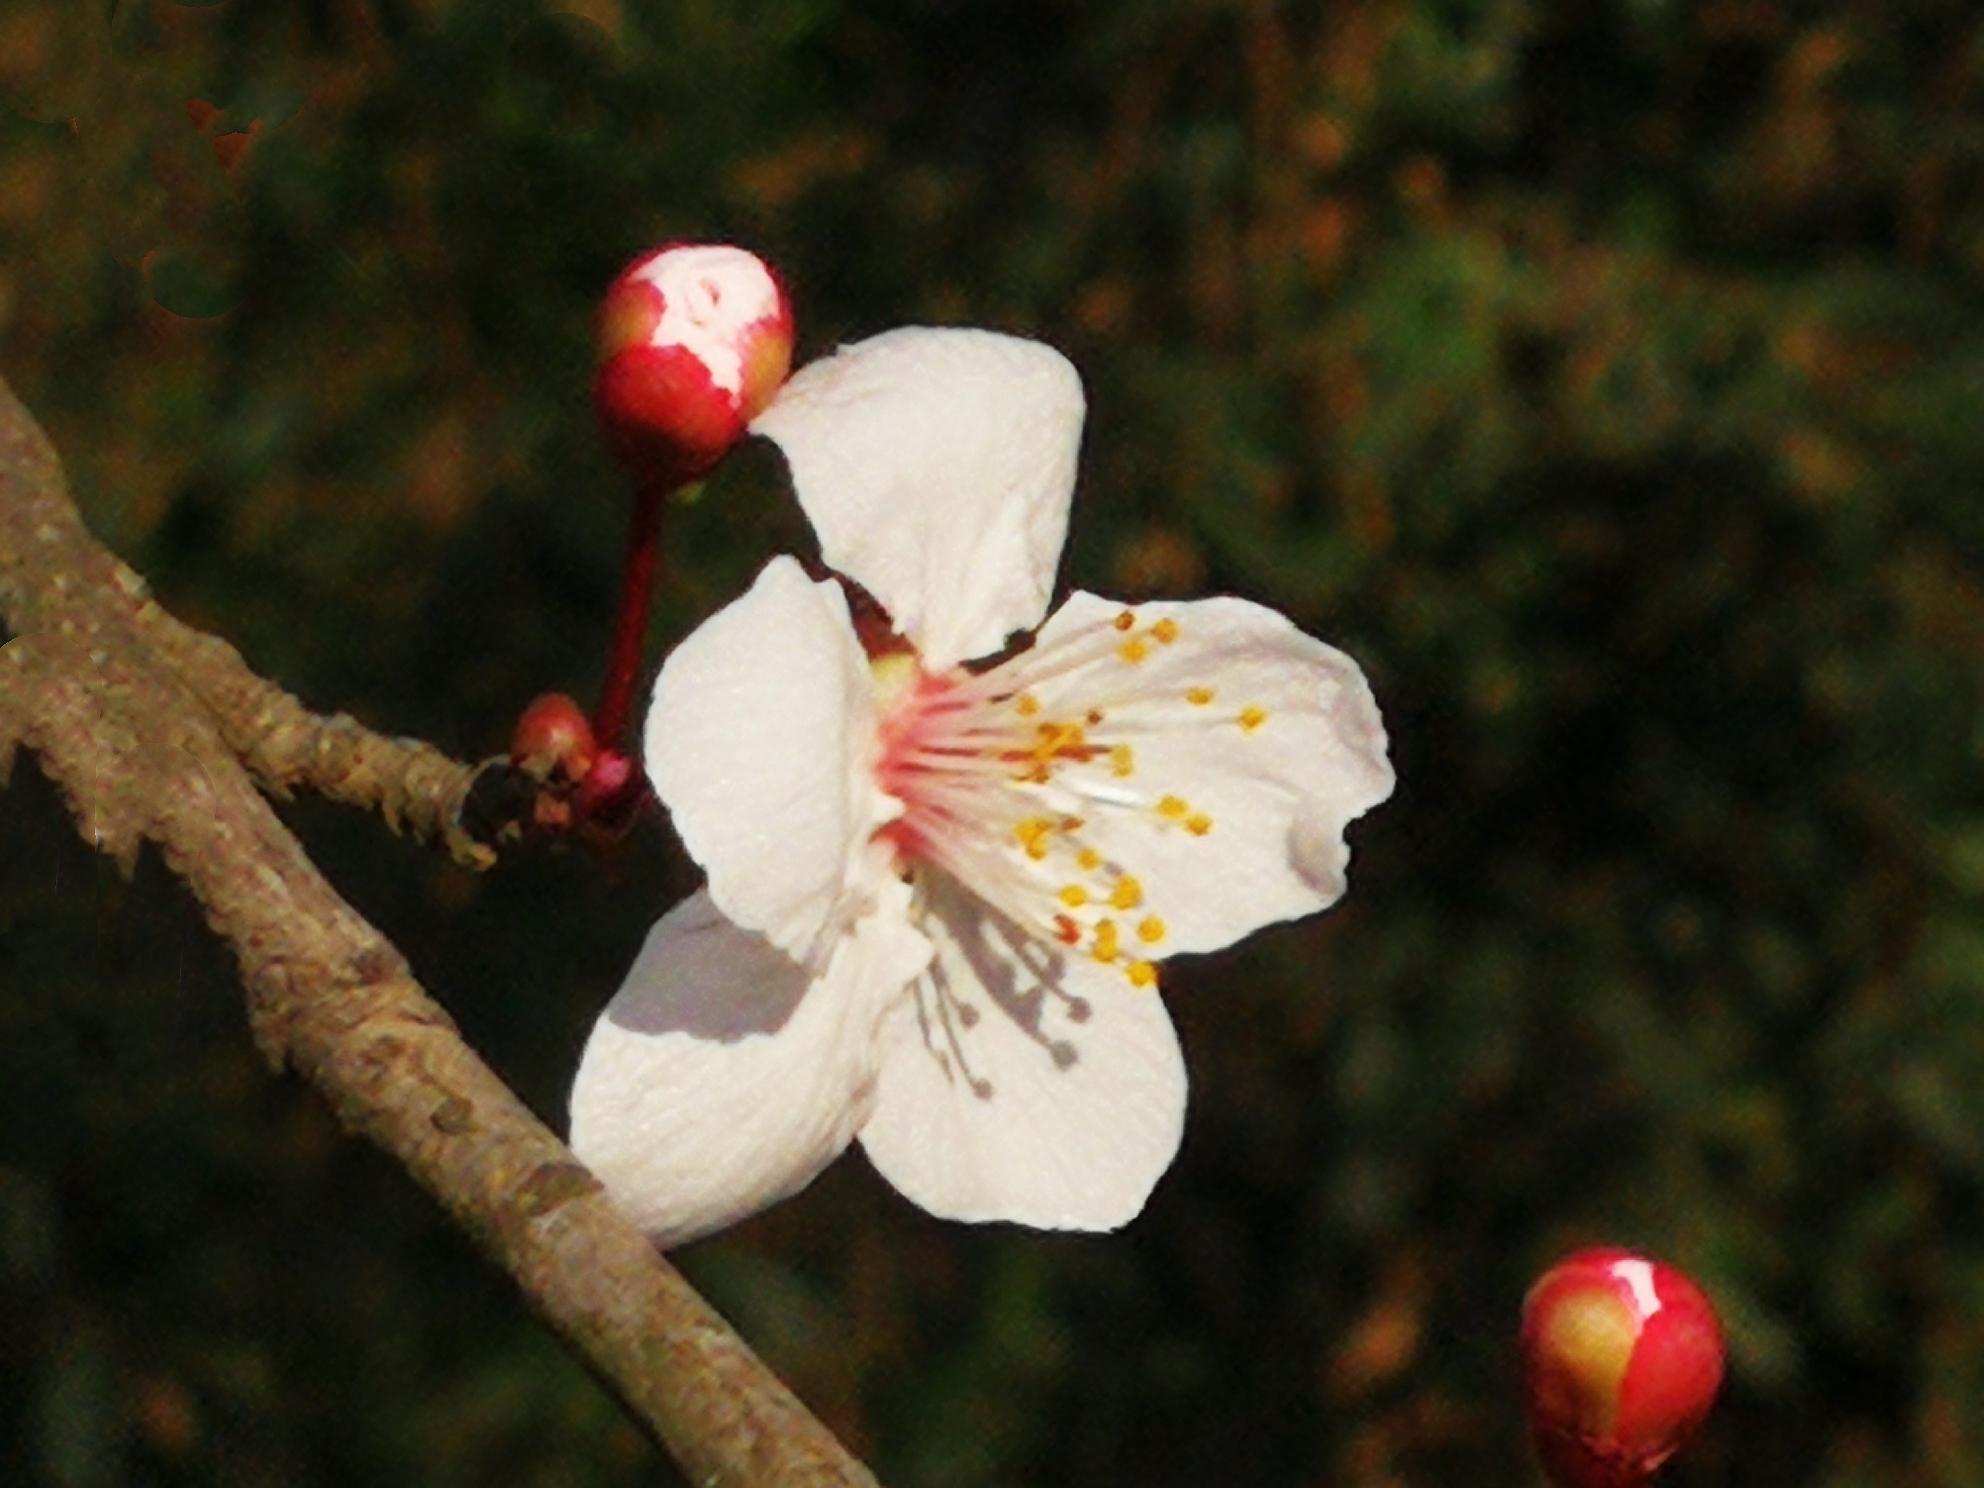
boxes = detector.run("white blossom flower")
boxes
[569,327,1394,1248]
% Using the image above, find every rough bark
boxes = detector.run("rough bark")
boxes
[0,375,879,1488]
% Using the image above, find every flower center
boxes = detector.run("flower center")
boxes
[867,606,1265,989]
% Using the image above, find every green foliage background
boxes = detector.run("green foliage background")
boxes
[5,0,1984,1483]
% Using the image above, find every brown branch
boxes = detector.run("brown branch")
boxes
[0,400,500,865]
[0,376,881,1488]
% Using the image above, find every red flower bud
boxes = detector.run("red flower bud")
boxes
[593,243,794,488]
[1521,1248,1726,1488]
[511,692,598,784]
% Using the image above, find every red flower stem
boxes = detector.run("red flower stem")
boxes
[592,477,669,752]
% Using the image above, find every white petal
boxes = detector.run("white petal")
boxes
[751,327,1084,669]
[1006,591,1393,955]
[645,555,894,966]
[857,873,1186,1230]
[569,887,932,1249]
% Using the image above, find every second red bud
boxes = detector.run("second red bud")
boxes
[1521,1248,1726,1488]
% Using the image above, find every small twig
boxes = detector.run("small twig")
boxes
[0,375,880,1488]
[159,622,502,867]
[141,578,503,868]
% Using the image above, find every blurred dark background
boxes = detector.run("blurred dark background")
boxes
[5,0,1984,1483]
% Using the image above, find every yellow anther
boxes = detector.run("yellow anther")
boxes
[1015,817,1055,860]
[1077,847,1102,871]
[1119,637,1150,664]
[1157,795,1189,819]
[1109,875,1144,911]
[1110,743,1135,778]
[1126,960,1159,989]
[1016,692,1041,717]
[1113,610,1137,632]
[1001,718,1101,783]
[1137,916,1166,944]
[1059,815,1085,833]
[1238,705,1268,732]
[1059,884,1091,908]
[1092,919,1121,963]
[1152,617,1180,644]
[1185,812,1213,836]
[1030,720,1091,761]
[1186,687,1215,706]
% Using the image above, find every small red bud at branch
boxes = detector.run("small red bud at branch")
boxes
[510,692,598,784]
[1521,1248,1726,1488]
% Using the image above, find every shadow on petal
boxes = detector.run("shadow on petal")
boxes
[607,893,810,1041]
[573,889,926,1247]
[858,871,1185,1230]
[934,890,1090,1078]
[1289,810,1351,903]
